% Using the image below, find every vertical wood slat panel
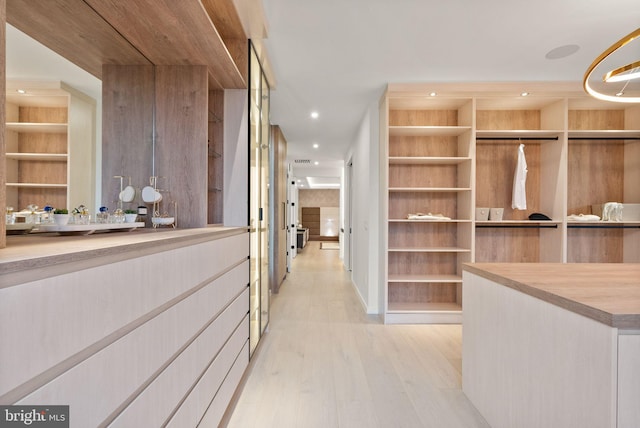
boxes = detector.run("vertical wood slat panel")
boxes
[101,65,154,213]
[155,65,208,228]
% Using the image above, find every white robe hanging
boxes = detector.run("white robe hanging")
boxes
[512,144,527,210]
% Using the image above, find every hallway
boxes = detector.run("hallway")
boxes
[224,242,489,427]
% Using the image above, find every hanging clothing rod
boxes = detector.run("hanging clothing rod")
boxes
[476,224,558,229]
[568,137,640,141]
[476,137,558,141]
[567,224,640,229]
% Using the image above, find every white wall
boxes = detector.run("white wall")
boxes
[345,99,381,314]
[223,89,249,226]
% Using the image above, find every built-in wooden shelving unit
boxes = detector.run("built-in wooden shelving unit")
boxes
[381,83,640,324]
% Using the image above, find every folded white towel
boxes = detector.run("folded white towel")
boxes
[567,214,600,221]
[407,212,451,220]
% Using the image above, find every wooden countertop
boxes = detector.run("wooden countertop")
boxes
[1,226,248,288]
[463,263,640,329]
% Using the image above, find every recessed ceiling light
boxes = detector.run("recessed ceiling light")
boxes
[545,44,580,60]
[310,111,319,119]
[17,89,26,94]
[429,92,437,97]
[314,161,319,165]
[313,143,319,149]
[521,92,530,97]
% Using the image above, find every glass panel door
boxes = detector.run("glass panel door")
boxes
[260,73,270,334]
[249,46,262,356]
[249,43,270,356]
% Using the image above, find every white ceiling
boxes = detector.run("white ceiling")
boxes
[261,0,640,186]
[6,2,640,189]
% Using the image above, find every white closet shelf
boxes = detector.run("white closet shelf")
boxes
[388,274,462,283]
[389,126,471,137]
[388,156,471,165]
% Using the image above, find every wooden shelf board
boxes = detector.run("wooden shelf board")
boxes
[389,187,471,192]
[387,302,462,313]
[476,129,562,140]
[6,183,67,188]
[6,122,68,133]
[388,156,471,165]
[389,126,471,137]
[6,153,68,161]
[388,274,462,283]
[388,247,471,253]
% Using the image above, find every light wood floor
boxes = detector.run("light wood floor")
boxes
[223,242,489,428]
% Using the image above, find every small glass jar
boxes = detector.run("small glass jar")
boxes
[41,205,54,224]
[5,207,15,225]
[96,206,109,224]
[112,208,125,224]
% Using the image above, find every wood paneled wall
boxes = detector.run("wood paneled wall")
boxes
[101,65,155,217]
[208,90,224,224]
[154,65,208,228]
[270,125,287,293]
[302,207,320,238]
[101,65,209,228]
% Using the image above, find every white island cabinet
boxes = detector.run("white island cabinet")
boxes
[462,263,640,428]
[0,227,249,428]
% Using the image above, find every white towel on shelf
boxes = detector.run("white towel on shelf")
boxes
[512,144,527,210]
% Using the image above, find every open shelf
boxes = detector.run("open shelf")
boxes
[387,302,462,313]
[388,274,462,283]
[6,153,68,161]
[389,126,471,137]
[6,122,67,133]
[388,247,471,253]
[7,183,67,188]
[388,156,471,165]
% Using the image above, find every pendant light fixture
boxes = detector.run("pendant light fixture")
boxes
[583,28,640,103]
